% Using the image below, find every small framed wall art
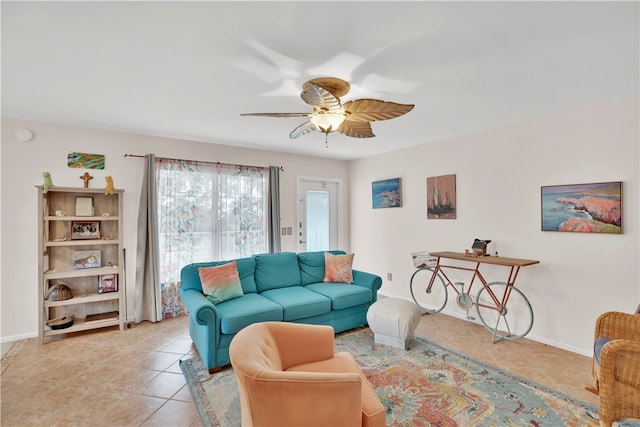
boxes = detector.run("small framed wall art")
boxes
[98,274,118,293]
[75,196,94,216]
[67,152,105,170]
[372,178,402,209]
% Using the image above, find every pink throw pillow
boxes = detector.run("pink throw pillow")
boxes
[323,252,354,284]
[198,261,244,304]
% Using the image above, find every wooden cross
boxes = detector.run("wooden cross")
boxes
[80,172,93,188]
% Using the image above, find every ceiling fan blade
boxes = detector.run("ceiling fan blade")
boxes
[337,120,375,138]
[240,112,311,118]
[300,83,342,113]
[343,99,414,122]
[289,121,317,139]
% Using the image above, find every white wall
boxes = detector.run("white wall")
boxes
[0,118,351,341]
[2,97,638,355]
[349,97,639,356]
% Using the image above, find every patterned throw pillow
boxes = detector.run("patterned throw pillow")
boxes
[198,261,244,304]
[323,252,355,284]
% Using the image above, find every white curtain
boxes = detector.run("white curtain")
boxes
[135,156,277,321]
[134,154,162,323]
[156,159,269,318]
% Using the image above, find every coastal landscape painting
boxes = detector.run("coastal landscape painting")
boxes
[427,174,456,219]
[372,178,402,209]
[541,181,622,233]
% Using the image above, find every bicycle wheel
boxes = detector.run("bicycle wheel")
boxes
[410,268,447,313]
[475,282,533,340]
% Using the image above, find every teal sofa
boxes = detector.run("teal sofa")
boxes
[179,251,382,372]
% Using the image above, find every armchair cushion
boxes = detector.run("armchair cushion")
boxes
[594,336,613,365]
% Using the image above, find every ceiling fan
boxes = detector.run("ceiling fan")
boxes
[240,77,414,146]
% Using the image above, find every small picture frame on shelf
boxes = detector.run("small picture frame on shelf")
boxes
[98,274,118,293]
[73,250,101,269]
[71,221,100,240]
[75,196,94,216]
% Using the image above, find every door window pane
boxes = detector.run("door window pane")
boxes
[306,190,329,251]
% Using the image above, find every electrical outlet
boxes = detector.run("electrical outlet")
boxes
[387,272,392,281]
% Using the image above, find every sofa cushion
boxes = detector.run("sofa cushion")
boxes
[298,250,346,286]
[199,261,244,304]
[324,252,355,284]
[253,252,301,292]
[261,286,332,321]
[216,293,283,334]
[305,283,373,310]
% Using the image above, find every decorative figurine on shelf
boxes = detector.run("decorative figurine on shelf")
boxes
[80,172,93,188]
[42,171,54,193]
[105,175,115,195]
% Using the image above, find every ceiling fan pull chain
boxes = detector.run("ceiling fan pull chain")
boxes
[324,133,329,148]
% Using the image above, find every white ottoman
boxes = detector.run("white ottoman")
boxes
[366,298,422,350]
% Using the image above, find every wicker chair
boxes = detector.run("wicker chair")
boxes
[587,311,640,427]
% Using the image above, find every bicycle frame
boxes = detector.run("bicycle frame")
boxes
[418,251,539,342]
[427,258,524,314]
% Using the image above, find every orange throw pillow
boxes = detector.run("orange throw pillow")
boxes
[198,261,244,304]
[323,252,354,284]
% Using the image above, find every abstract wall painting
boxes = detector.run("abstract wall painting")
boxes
[541,181,622,233]
[427,174,456,219]
[68,152,105,169]
[372,178,402,209]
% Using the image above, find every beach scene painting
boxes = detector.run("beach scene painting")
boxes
[372,178,402,209]
[541,182,622,233]
[427,174,456,219]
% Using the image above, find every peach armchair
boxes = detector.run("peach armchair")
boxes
[229,321,386,427]
[587,311,640,427]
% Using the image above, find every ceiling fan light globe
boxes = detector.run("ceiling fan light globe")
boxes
[310,113,344,134]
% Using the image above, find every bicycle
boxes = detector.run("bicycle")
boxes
[409,251,537,342]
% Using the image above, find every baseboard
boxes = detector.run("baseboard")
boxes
[1,331,38,344]
[1,315,137,345]
[377,291,593,357]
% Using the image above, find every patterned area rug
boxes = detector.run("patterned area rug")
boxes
[181,328,605,427]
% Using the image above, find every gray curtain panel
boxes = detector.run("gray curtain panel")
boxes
[268,166,281,253]
[134,153,162,323]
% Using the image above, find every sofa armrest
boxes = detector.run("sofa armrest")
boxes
[352,269,383,300]
[180,288,220,329]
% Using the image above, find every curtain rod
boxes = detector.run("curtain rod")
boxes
[123,154,283,171]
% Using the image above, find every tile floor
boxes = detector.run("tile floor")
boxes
[1,312,599,426]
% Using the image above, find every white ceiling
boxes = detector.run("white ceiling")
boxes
[2,1,638,160]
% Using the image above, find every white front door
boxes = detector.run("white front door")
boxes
[297,177,341,252]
